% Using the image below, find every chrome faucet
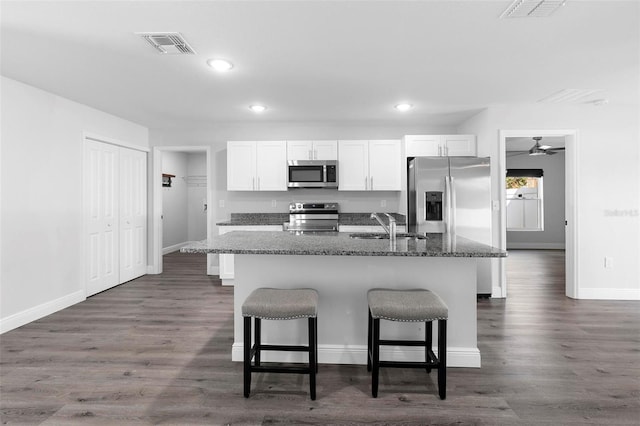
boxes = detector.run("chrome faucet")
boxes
[370,212,397,243]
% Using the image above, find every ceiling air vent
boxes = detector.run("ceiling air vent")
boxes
[500,0,567,18]
[136,32,195,54]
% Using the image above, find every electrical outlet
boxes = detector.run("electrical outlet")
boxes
[604,257,613,269]
[219,199,225,208]
[271,200,277,208]
[380,199,386,207]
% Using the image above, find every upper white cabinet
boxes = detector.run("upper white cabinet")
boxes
[287,140,338,161]
[227,141,287,191]
[338,140,401,191]
[404,135,477,157]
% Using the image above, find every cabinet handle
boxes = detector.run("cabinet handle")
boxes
[257,177,260,190]
[252,177,255,190]
[365,177,368,190]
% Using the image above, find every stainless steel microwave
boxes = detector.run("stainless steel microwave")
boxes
[287,160,338,188]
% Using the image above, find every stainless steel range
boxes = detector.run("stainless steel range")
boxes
[287,202,339,233]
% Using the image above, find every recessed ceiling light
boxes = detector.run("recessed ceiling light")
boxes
[249,105,267,113]
[395,103,413,112]
[207,58,233,72]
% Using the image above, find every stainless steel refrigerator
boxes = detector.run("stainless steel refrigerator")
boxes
[407,157,492,295]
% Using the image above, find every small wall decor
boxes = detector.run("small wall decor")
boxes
[162,173,175,187]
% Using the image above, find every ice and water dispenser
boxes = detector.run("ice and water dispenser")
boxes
[425,191,443,221]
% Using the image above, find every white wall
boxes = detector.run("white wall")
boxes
[161,152,207,252]
[187,153,207,242]
[0,77,149,333]
[458,103,639,300]
[506,150,566,249]
[161,151,188,250]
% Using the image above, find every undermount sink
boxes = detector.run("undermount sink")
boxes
[349,232,427,240]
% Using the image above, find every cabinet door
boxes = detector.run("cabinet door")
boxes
[119,148,147,283]
[227,141,256,190]
[369,140,401,190]
[313,140,338,160]
[85,140,119,296]
[338,140,369,191]
[443,135,477,156]
[255,141,287,191]
[404,135,442,156]
[287,140,313,161]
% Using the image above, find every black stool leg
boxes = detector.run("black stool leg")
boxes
[438,319,447,400]
[315,317,319,373]
[308,317,317,400]
[254,317,261,366]
[243,316,251,398]
[367,309,372,372]
[425,320,433,373]
[372,318,380,398]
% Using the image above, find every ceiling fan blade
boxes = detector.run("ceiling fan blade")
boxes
[507,151,529,157]
[547,147,565,151]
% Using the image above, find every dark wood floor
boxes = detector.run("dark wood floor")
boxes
[1,250,639,425]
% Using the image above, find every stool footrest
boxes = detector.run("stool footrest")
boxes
[379,360,439,369]
[250,365,312,374]
[256,344,309,352]
[379,339,426,347]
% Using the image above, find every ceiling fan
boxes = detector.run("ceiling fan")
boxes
[508,136,566,157]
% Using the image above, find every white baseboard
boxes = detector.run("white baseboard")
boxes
[506,242,565,250]
[577,287,640,301]
[207,266,219,276]
[162,242,191,255]
[0,290,85,334]
[231,344,480,368]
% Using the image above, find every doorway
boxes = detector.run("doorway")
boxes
[498,130,578,299]
[151,146,213,275]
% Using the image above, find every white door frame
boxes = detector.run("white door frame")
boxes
[150,146,213,275]
[498,129,579,299]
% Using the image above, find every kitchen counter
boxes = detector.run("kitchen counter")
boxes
[182,232,504,368]
[216,212,406,227]
[183,231,505,258]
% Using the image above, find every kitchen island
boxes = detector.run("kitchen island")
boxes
[182,231,506,368]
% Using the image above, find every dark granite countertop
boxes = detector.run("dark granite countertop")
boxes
[181,231,506,258]
[216,212,406,227]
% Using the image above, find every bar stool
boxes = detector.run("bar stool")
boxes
[242,288,318,400]
[367,288,448,399]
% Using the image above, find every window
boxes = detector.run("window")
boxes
[506,169,544,231]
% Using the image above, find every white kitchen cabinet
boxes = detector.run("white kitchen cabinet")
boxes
[227,141,287,191]
[287,140,337,161]
[218,225,282,284]
[338,140,401,191]
[404,135,477,157]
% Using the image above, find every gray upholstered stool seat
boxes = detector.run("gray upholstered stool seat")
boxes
[242,288,318,320]
[368,289,448,322]
[367,288,448,399]
[242,288,318,400]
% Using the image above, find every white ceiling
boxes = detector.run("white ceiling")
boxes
[1,1,638,131]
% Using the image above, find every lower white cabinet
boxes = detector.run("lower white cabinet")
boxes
[218,225,282,284]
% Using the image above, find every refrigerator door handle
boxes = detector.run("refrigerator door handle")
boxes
[450,176,457,235]
[444,176,451,235]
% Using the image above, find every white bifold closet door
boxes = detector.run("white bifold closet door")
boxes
[85,139,147,297]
